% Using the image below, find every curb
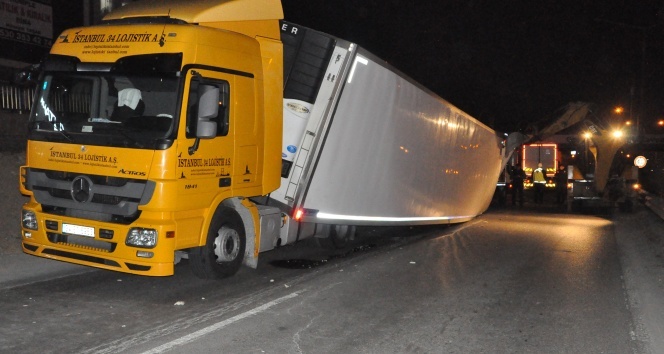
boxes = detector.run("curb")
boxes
[0,252,91,290]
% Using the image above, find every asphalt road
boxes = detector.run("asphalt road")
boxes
[2,204,664,353]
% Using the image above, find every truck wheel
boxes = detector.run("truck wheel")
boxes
[316,224,356,249]
[190,209,245,279]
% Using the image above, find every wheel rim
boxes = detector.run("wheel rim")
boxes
[213,227,240,263]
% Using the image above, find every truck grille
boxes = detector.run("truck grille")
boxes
[24,169,156,224]
[47,232,116,253]
[48,188,127,205]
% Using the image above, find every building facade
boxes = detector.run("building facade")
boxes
[0,0,136,150]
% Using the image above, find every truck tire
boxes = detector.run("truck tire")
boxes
[190,208,246,279]
[316,224,356,249]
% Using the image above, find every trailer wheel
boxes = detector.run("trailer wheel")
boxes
[190,209,245,279]
[316,224,356,249]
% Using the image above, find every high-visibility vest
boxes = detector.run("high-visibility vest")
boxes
[533,168,546,184]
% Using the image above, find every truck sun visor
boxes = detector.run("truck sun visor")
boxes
[112,53,183,74]
[43,54,80,72]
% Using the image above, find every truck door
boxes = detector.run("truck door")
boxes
[176,69,256,245]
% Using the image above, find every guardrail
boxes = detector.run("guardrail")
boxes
[640,190,664,220]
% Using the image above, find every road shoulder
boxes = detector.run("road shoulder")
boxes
[614,205,664,354]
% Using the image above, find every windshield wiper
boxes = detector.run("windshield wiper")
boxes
[54,128,74,142]
[29,121,74,142]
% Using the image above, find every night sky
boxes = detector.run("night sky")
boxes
[282,0,664,133]
[47,1,664,134]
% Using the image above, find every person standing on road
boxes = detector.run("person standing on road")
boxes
[510,163,526,206]
[554,164,568,204]
[532,162,546,204]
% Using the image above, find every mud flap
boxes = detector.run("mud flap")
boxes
[221,198,259,268]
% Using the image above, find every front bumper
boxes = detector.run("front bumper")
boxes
[21,206,177,277]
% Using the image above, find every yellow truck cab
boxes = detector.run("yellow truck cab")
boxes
[20,0,284,278]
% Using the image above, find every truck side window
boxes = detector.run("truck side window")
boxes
[186,78,230,138]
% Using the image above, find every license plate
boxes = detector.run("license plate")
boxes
[62,223,95,237]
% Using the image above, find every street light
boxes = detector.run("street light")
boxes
[614,106,624,114]
[612,130,624,139]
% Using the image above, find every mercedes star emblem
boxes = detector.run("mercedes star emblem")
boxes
[71,176,93,203]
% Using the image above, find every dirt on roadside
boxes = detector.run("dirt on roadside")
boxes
[0,151,29,255]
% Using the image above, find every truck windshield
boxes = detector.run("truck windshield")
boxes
[29,73,180,149]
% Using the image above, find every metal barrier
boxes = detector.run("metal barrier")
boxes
[0,84,35,113]
[640,190,664,220]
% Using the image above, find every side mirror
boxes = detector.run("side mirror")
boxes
[195,84,219,138]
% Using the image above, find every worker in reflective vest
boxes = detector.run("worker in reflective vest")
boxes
[532,162,546,204]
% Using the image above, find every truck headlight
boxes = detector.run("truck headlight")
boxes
[22,210,38,230]
[126,228,157,248]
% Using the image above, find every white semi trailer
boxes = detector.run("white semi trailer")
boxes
[262,21,506,250]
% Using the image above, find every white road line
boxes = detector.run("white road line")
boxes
[141,292,300,354]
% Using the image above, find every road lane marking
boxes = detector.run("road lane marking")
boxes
[141,292,300,354]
